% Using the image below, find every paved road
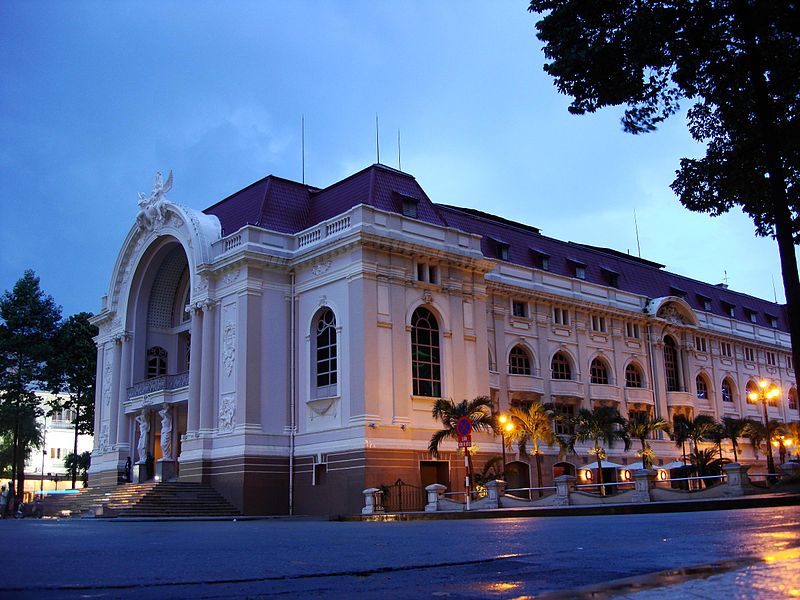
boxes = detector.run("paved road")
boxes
[5,506,800,598]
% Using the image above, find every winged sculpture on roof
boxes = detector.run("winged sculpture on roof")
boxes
[136,170,173,231]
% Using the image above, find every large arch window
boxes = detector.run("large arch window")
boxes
[551,352,572,380]
[509,345,532,375]
[147,346,167,379]
[625,363,643,388]
[789,388,798,410]
[590,358,609,385]
[313,308,338,396]
[411,307,441,397]
[664,336,680,392]
[721,378,735,403]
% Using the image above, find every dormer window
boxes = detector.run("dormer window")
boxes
[697,294,712,311]
[494,242,509,261]
[530,249,550,271]
[722,302,735,318]
[745,308,758,323]
[767,314,778,328]
[399,194,419,218]
[601,268,619,288]
[567,258,586,280]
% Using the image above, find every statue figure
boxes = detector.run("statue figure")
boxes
[159,404,173,460]
[135,411,150,464]
[136,170,173,231]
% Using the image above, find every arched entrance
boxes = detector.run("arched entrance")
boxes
[504,460,531,498]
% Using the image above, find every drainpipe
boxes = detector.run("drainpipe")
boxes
[289,270,296,515]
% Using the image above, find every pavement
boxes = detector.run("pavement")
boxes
[3,505,799,598]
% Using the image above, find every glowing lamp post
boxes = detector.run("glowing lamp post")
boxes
[497,415,515,472]
[748,380,781,480]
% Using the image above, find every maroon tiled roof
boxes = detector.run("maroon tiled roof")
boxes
[202,165,788,333]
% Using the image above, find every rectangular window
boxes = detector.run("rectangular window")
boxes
[496,242,509,261]
[694,336,708,353]
[720,342,732,358]
[511,300,527,318]
[415,263,438,284]
[744,347,755,362]
[768,315,778,328]
[553,307,570,326]
[625,322,640,339]
[50,448,55,459]
[575,265,586,280]
[749,312,757,323]
[401,198,418,218]
[553,403,575,436]
[723,303,736,318]
[591,315,606,333]
[788,355,794,370]
[540,255,550,270]
[766,351,776,366]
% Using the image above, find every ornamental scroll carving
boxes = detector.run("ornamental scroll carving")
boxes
[102,359,113,407]
[312,261,332,277]
[223,321,236,377]
[97,423,109,454]
[219,394,235,433]
[658,305,688,325]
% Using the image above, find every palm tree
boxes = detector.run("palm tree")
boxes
[572,406,631,495]
[429,397,495,497]
[508,403,557,496]
[624,414,670,469]
[687,414,717,455]
[689,447,726,487]
[720,417,750,462]
[671,415,691,464]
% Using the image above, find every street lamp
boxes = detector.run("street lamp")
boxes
[497,414,515,472]
[748,379,781,480]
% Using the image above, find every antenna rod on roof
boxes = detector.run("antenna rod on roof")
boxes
[301,115,305,185]
[375,113,380,164]
[634,209,642,257]
[397,129,401,171]
[772,274,778,303]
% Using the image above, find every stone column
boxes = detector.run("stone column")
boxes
[631,469,657,503]
[723,462,751,497]
[116,333,133,448]
[187,307,203,436]
[92,344,104,449]
[199,301,216,434]
[554,474,576,506]
[425,483,447,512]
[107,338,122,447]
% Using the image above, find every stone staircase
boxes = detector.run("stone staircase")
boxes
[41,482,240,518]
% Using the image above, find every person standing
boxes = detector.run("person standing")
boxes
[0,484,7,519]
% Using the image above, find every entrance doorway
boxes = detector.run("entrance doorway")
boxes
[419,460,450,489]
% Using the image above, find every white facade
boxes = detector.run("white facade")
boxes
[89,166,798,514]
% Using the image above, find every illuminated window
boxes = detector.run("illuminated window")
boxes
[721,378,734,403]
[696,375,709,399]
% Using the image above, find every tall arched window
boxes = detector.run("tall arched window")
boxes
[590,358,609,384]
[695,374,709,399]
[551,352,572,380]
[147,346,167,379]
[664,336,680,392]
[721,378,734,403]
[789,388,798,410]
[509,345,532,375]
[313,308,337,396]
[625,363,643,388]
[411,307,441,397]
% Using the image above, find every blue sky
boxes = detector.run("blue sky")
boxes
[1,1,792,317]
